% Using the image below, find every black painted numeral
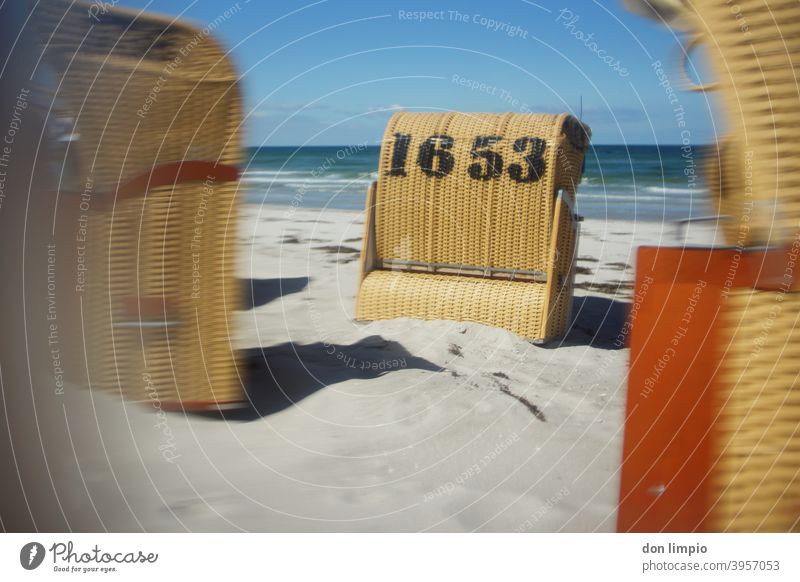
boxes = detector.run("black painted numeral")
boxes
[417,134,455,178]
[468,136,503,180]
[388,133,548,183]
[508,137,546,183]
[388,132,411,176]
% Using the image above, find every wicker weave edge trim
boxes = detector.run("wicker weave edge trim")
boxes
[89,160,239,209]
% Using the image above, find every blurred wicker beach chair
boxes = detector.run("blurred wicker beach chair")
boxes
[691,0,800,247]
[619,0,800,532]
[356,112,590,342]
[630,0,800,246]
[36,1,244,410]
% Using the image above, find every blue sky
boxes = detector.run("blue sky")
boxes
[121,0,720,146]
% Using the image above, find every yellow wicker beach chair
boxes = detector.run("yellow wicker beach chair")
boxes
[356,112,590,342]
[619,0,800,532]
[37,1,244,409]
[680,0,800,531]
[678,0,800,247]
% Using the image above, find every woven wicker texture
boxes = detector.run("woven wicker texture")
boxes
[37,1,243,407]
[705,137,750,245]
[710,289,800,532]
[358,271,549,339]
[680,0,800,530]
[690,0,800,246]
[356,112,589,341]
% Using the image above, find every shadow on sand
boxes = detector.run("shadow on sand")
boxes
[544,294,630,350]
[216,280,626,421]
[213,276,439,419]
[215,336,441,420]
[244,277,309,309]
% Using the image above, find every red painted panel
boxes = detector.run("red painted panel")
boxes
[618,246,733,532]
[618,243,799,531]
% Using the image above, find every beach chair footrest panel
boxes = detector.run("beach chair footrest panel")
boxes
[356,270,552,340]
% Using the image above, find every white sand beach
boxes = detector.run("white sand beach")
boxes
[47,206,702,532]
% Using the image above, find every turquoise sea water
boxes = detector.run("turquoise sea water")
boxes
[242,144,711,222]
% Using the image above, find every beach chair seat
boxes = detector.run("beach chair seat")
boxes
[37,1,244,410]
[356,112,590,342]
[358,271,551,336]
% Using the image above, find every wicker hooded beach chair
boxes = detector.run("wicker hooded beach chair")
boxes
[677,0,800,247]
[356,112,590,342]
[36,1,244,409]
[618,0,800,532]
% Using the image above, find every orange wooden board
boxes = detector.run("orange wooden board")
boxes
[619,246,734,532]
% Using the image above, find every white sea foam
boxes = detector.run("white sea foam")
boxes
[643,186,707,195]
[242,173,373,188]
[578,194,674,202]
[242,169,305,177]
